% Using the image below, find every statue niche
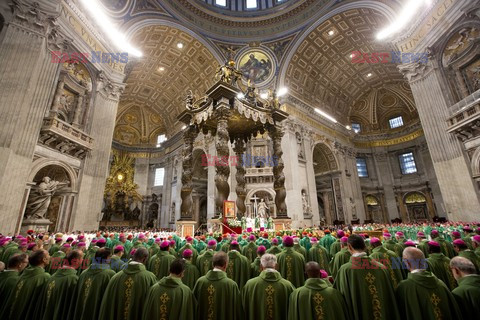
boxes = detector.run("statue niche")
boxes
[23,165,71,232]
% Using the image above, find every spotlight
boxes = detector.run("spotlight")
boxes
[182,125,187,130]
[367,73,372,77]
[158,67,165,71]
[277,87,288,97]
[177,43,184,49]
[260,92,269,99]
[328,30,335,36]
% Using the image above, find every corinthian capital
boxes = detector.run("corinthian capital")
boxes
[9,0,58,35]
[96,71,125,101]
[398,62,432,83]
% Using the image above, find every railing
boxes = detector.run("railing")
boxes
[42,116,94,149]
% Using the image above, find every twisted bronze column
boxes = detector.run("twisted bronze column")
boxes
[269,125,288,217]
[180,126,197,219]
[214,105,231,215]
[233,138,246,217]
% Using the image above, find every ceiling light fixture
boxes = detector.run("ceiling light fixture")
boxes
[277,87,288,97]
[377,0,432,40]
[346,125,352,130]
[260,92,269,99]
[314,108,337,123]
[182,125,187,130]
[177,43,184,49]
[328,30,335,36]
[158,67,165,71]
[237,93,245,99]
[367,73,372,77]
[79,0,142,57]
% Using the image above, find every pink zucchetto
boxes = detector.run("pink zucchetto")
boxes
[337,230,345,238]
[138,233,146,239]
[428,241,440,247]
[160,241,169,249]
[248,235,256,241]
[97,238,106,244]
[320,270,328,279]
[370,237,381,245]
[207,240,217,247]
[271,238,279,244]
[417,232,425,238]
[310,237,318,243]
[453,239,466,246]
[62,243,71,248]
[452,231,461,238]
[169,240,176,246]
[77,242,86,247]
[404,241,416,247]
[155,238,161,243]
[114,245,124,252]
[472,235,480,243]
[27,243,37,250]
[183,249,193,258]
[231,241,239,246]
[340,236,349,243]
[431,230,439,236]
[186,236,193,242]
[257,246,266,254]
[283,236,294,247]
[383,233,391,238]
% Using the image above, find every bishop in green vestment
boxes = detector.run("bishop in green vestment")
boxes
[334,235,400,320]
[319,230,335,254]
[226,242,250,289]
[37,250,82,320]
[293,238,307,259]
[450,256,480,319]
[251,245,266,277]
[288,261,349,320]
[426,241,457,290]
[71,248,116,320]
[0,253,28,315]
[142,259,196,320]
[193,251,243,320]
[396,247,461,320]
[266,238,282,255]
[242,236,258,263]
[196,240,216,276]
[242,253,295,320]
[1,249,51,320]
[181,249,200,290]
[369,238,403,288]
[277,236,305,288]
[329,230,345,256]
[148,241,176,280]
[178,237,198,264]
[431,230,456,258]
[453,239,480,273]
[110,245,126,272]
[329,237,351,279]
[307,238,330,274]
[98,247,157,320]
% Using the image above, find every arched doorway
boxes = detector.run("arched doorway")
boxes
[312,143,342,224]
[404,192,429,221]
[192,149,208,230]
[245,189,276,218]
[364,194,385,223]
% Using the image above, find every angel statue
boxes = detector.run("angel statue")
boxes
[25,176,69,219]
[185,90,196,110]
[215,60,242,86]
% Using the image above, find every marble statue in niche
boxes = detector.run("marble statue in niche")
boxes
[25,177,69,219]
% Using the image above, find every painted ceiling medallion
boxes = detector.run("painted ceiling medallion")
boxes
[237,48,276,87]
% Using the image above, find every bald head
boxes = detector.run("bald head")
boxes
[403,247,426,271]
[450,256,476,280]
[305,261,321,278]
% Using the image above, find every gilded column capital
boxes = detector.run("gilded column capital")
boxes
[9,0,57,35]
[398,62,432,83]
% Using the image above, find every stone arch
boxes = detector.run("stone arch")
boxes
[246,188,276,218]
[278,0,396,88]
[28,158,78,192]
[470,147,480,179]
[311,142,339,175]
[403,191,429,221]
[123,18,225,64]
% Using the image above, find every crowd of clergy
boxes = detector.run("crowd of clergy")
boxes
[0,222,480,320]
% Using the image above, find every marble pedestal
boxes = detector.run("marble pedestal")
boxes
[21,218,52,233]
[176,220,196,237]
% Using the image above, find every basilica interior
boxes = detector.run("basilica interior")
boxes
[1,0,480,235]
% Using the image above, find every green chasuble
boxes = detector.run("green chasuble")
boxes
[396,271,461,320]
[417,239,429,258]
[1,266,51,320]
[110,255,126,272]
[196,249,214,276]
[178,244,198,264]
[142,275,196,320]
[383,239,397,253]
[293,244,307,259]
[182,260,200,290]
[98,262,157,320]
[148,250,176,280]
[71,264,116,320]
[48,244,60,256]
[319,234,336,253]
[242,242,258,263]
[193,270,243,320]
[458,250,480,273]
[451,274,480,319]
[426,253,457,290]
[0,270,19,314]
[307,244,330,274]
[329,239,341,257]
[242,270,295,320]
[37,268,78,320]
[251,257,262,277]
[226,250,251,290]
[288,278,349,320]
[330,247,351,279]
[277,247,305,288]
[334,255,400,320]
[46,251,66,274]
[437,238,456,258]
[266,245,282,255]
[370,246,404,289]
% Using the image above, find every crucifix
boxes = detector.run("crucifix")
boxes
[251,194,260,218]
